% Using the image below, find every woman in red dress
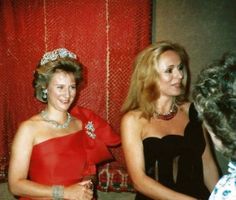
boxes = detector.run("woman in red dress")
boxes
[8,48,120,200]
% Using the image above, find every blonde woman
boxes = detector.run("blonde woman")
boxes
[121,41,219,200]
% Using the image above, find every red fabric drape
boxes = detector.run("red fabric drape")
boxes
[0,0,151,189]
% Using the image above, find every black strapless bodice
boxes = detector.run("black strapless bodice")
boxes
[135,103,210,200]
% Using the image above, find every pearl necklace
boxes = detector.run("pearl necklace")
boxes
[40,110,72,129]
[153,104,178,120]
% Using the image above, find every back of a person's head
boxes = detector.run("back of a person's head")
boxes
[193,52,236,158]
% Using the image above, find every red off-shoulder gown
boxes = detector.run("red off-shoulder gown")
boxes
[19,106,120,200]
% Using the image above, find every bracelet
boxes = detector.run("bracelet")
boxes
[52,185,64,200]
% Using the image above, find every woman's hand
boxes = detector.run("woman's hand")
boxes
[64,180,93,200]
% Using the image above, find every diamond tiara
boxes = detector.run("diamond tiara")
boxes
[40,48,77,65]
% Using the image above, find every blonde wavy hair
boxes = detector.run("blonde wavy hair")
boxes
[121,41,190,119]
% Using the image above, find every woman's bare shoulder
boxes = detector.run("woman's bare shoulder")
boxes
[121,110,145,124]
[23,113,42,126]
[16,114,43,137]
[121,110,147,135]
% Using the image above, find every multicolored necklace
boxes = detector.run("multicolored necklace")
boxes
[40,110,72,129]
[153,104,178,120]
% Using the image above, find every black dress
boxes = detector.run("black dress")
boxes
[135,103,210,200]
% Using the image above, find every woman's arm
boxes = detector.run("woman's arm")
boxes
[8,120,54,198]
[202,126,220,192]
[121,112,198,200]
[8,120,93,200]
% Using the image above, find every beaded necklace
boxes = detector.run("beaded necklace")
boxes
[40,110,72,129]
[153,104,178,120]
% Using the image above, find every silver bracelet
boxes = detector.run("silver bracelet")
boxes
[52,185,64,200]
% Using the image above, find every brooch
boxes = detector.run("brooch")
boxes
[85,121,96,139]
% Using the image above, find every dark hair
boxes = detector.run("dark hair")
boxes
[193,52,236,158]
[33,57,82,103]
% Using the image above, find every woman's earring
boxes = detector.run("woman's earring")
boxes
[42,89,47,99]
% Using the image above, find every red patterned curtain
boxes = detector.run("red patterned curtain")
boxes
[0,0,151,190]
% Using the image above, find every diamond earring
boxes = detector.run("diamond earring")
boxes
[42,89,47,99]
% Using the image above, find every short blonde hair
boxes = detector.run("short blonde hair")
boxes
[33,57,82,103]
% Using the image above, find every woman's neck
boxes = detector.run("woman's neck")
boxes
[43,107,68,124]
[155,97,175,114]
